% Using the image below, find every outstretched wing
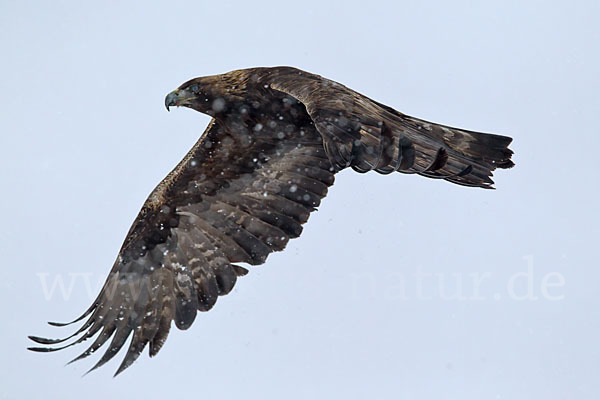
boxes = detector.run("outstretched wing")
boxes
[29,118,334,375]
[260,66,514,188]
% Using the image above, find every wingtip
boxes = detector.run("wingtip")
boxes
[83,362,101,377]
[81,357,107,377]
[28,335,61,345]
[48,320,71,327]
[66,351,90,366]
[46,303,97,327]
[84,356,129,378]
[27,346,50,352]
[113,363,130,378]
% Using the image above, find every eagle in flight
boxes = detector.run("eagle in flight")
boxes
[29,67,514,376]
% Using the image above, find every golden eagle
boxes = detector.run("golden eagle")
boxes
[29,66,514,375]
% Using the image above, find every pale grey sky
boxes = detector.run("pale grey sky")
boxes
[1,0,599,399]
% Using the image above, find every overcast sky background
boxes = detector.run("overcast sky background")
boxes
[1,1,599,399]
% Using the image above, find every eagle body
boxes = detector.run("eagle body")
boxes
[30,66,514,376]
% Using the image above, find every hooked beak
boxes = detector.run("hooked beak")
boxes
[165,89,195,111]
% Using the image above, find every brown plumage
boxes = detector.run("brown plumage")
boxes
[29,66,514,375]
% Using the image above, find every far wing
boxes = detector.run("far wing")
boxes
[29,118,334,375]
[261,66,513,188]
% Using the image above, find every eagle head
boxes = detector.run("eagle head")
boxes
[165,72,250,116]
